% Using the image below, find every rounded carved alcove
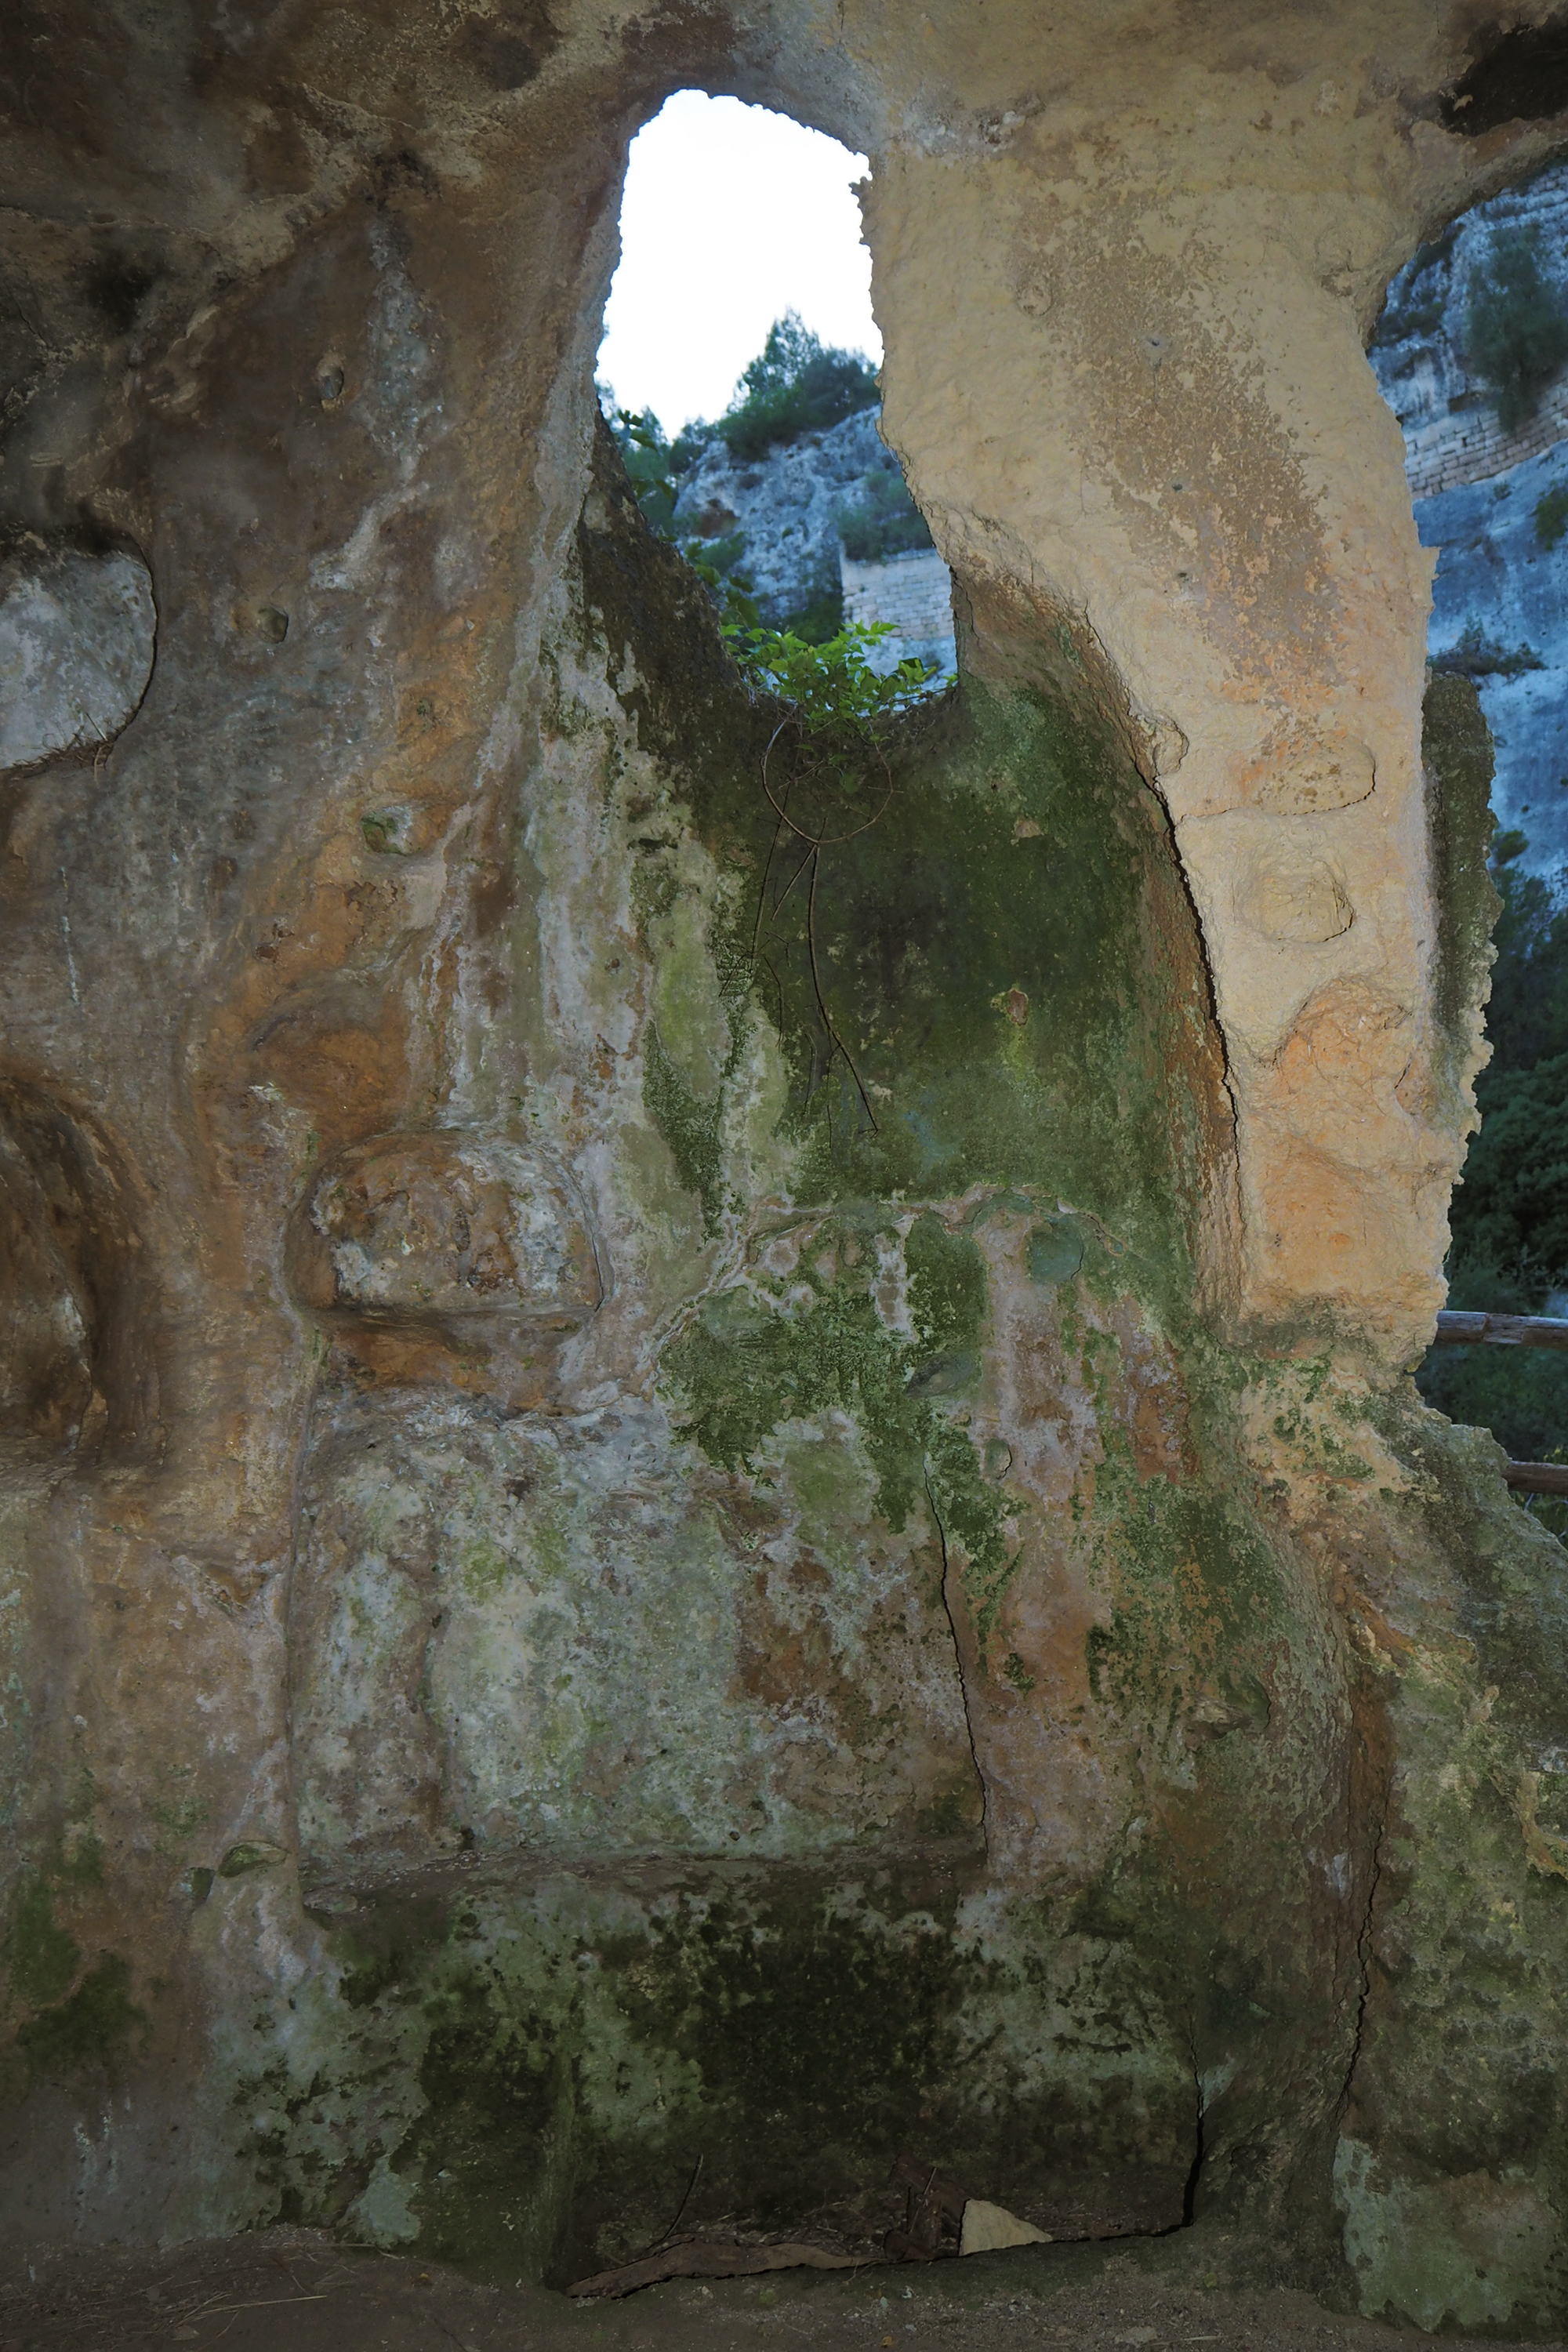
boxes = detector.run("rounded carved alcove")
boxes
[0,1077,157,1457]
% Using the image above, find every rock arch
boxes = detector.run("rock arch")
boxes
[2,2,1567,2325]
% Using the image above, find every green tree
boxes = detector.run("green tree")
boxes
[1475,832,1568,1073]
[1431,621,1544,682]
[1419,830,1568,1462]
[716,313,880,461]
[1466,227,1568,434]
[1444,1054,1568,1303]
[607,405,685,536]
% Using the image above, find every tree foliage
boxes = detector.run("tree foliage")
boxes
[1420,830,1568,1465]
[608,405,760,624]
[724,618,936,753]
[608,406,687,536]
[1477,837,1568,1075]
[1431,620,1545,681]
[715,313,880,462]
[1466,227,1568,435]
[1534,480,1568,550]
[1443,832,1568,1306]
[1444,1052,1568,1302]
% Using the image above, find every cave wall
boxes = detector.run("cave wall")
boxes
[2,0,1568,2325]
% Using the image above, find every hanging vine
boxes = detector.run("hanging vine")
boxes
[724,615,940,1134]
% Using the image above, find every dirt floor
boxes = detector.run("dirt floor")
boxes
[0,2225,1562,2352]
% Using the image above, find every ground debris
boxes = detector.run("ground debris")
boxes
[566,2238,860,2298]
[884,2149,967,2262]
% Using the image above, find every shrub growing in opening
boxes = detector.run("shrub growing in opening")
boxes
[783,586,846,644]
[1431,621,1545,681]
[725,616,935,746]
[1536,481,1568,549]
[608,405,685,535]
[716,312,879,461]
[1467,227,1568,434]
[607,405,760,628]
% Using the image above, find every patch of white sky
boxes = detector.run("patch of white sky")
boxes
[596,89,880,437]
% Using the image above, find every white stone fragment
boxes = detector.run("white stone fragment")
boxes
[958,2198,1053,2254]
[0,545,156,772]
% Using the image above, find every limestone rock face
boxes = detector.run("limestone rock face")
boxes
[673,407,887,622]
[0,546,155,772]
[1370,163,1568,880]
[2,0,1567,2327]
[288,1382,981,1878]
[1370,162,1568,501]
[286,1132,603,1398]
[291,1134,601,1322]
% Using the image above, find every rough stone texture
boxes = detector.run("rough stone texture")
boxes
[0,546,155,772]
[670,405,956,669]
[1415,441,1568,879]
[670,402,957,667]
[2,0,1568,2329]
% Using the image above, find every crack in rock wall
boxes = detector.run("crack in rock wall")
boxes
[2,0,1568,2325]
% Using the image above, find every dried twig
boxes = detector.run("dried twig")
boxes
[659,2150,704,2245]
[758,717,896,850]
[744,713,891,1142]
[568,2240,858,2300]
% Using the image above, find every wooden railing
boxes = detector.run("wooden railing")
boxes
[1432,1312,1568,1494]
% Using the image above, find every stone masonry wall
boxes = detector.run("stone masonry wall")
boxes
[1401,369,1568,499]
[841,545,956,672]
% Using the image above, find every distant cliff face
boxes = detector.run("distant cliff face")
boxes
[1372,166,1568,876]
[673,407,888,627]
[670,407,955,677]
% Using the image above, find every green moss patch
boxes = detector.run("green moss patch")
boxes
[5,1876,79,2008]
[579,422,1225,1301]
[1422,670,1500,1091]
[16,1956,144,2078]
